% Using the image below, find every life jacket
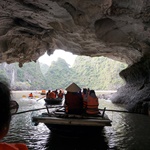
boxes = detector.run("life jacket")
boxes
[58,92,63,99]
[86,95,99,115]
[53,90,58,97]
[46,92,49,99]
[82,93,88,109]
[48,92,56,99]
[29,93,33,98]
[0,143,28,150]
[65,92,83,114]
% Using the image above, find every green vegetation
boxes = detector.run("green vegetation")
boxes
[0,56,127,90]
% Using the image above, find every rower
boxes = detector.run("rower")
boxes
[28,93,33,98]
[64,83,83,114]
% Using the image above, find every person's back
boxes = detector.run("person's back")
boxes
[65,83,83,114]
[65,92,83,114]
[29,93,33,98]
[82,88,88,110]
[58,90,63,99]
[86,90,99,115]
[46,90,51,99]
[0,80,28,150]
[48,91,56,99]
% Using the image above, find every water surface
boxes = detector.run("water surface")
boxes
[1,92,150,150]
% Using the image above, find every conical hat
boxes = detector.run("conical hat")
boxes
[65,83,81,92]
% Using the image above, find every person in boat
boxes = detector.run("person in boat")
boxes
[28,93,33,98]
[0,80,28,150]
[82,88,88,111]
[48,90,56,99]
[58,89,63,99]
[46,90,51,99]
[65,83,83,114]
[53,89,58,98]
[86,90,99,115]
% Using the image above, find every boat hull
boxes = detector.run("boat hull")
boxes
[32,111,112,136]
[45,123,104,136]
[41,93,46,95]
[44,98,62,105]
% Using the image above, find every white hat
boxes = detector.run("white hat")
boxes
[65,83,81,92]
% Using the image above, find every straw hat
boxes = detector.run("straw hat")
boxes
[65,83,81,92]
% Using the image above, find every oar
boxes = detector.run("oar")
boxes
[99,108,129,113]
[36,95,46,101]
[13,105,64,115]
[13,107,46,115]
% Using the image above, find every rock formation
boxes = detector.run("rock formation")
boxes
[1,0,150,112]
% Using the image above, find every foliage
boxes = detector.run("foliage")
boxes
[73,56,127,90]
[0,56,127,90]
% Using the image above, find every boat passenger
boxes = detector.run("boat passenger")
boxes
[58,90,63,99]
[82,88,88,110]
[65,83,83,114]
[53,89,58,98]
[48,91,56,99]
[86,90,99,115]
[28,93,33,98]
[46,90,51,99]
[0,80,28,150]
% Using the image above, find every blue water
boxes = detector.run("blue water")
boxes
[2,97,150,150]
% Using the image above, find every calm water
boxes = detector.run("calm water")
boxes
[1,92,150,150]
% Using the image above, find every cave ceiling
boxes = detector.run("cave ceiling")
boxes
[0,0,150,67]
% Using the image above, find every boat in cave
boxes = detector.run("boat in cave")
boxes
[32,106,112,136]
[44,98,63,105]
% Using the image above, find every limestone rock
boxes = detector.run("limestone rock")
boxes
[0,0,150,66]
[1,0,150,111]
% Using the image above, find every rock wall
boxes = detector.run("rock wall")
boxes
[1,0,150,112]
[111,57,150,114]
[0,0,150,66]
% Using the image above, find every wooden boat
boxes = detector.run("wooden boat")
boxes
[32,106,112,136]
[44,98,63,105]
[41,90,46,95]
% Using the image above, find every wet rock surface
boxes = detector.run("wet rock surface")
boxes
[0,0,150,66]
[111,59,150,114]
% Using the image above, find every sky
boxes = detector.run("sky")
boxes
[38,49,77,66]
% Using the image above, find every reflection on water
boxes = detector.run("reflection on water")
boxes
[45,132,108,150]
[1,94,150,150]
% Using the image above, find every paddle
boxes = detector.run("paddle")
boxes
[13,105,64,115]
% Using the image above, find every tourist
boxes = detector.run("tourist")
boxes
[46,90,51,99]
[65,83,83,114]
[0,80,28,149]
[58,90,63,99]
[53,89,58,98]
[48,91,56,99]
[82,88,88,110]
[28,93,33,98]
[86,90,99,115]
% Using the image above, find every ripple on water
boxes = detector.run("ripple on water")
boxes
[2,98,150,150]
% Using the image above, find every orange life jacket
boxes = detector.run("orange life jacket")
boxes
[29,93,33,97]
[48,92,56,99]
[86,95,99,115]
[0,143,28,150]
[82,93,88,109]
[58,92,63,99]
